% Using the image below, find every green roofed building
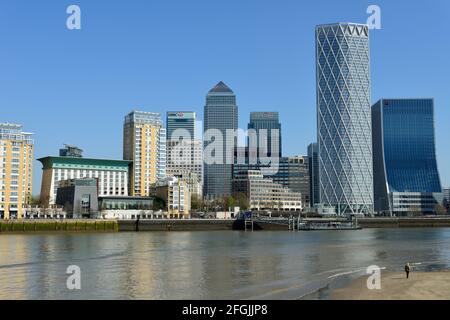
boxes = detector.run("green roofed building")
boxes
[37,156,132,206]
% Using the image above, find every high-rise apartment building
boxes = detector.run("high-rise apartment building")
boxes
[123,111,166,196]
[372,99,443,216]
[248,112,281,159]
[307,143,320,206]
[0,123,34,219]
[203,81,238,199]
[316,23,373,215]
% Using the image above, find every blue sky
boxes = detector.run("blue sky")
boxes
[1,0,449,195]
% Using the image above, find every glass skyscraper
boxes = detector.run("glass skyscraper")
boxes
[372,99,443,215]
[166,111,196,140]
[307,143,320,206]
[316,23,373,215]
[248,112,281,158]
[203,81,238,199]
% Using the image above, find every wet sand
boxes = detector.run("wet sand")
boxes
[331,271,450,300]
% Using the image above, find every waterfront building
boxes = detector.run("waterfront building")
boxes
[98,196,155,220]
[166,111,196,141]
[233,155,310,207]
[307,143,320,206]
[38,156,131,206]
[203,81,238,199]
[444,188,450,212]
[372,99,443,216]
[168,170,203,198]
[123,111,166,196]
[154,176,191,218]
[56,178,99,219]
[233,170,302,211]
[316,23,373,215]
[0,123,34,219]
[59,144,83,158]
[247,112,282,159]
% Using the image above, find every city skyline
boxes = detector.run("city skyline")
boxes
[1,0,449,195]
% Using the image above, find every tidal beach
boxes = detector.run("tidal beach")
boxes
[331,271,450,300]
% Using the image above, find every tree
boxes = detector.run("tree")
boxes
[435,204,448,216]
[191,195,204,211]
[226,196,236,210]
[153,196,166,211]
[233,193,249,210]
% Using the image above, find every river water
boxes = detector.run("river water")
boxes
[1,228,450,300]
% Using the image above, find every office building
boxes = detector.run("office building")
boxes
[233,170,302,211]
[233,156,310,207]
[55,178,99,218]
[372,99,443,216]
[123,111,166,196]
[248,112,281,159]
[308,143,320,206]
[59,144,83,158]
[0,123,34,219]
[38,156,131,206]
[166,111,196,140]
[203,81,238,199]
[444,188,450,212]
[316,23,373,215]
[166,111,203,189]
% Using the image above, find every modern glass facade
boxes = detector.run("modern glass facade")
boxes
[316,23,373,215]
[248,112,281,158]
[372,99,443,215]
[307,143,320,206]
[203,81,238,199]
[166,111,196,140]
[233,156,310,207]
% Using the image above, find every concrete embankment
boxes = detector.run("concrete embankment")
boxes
[358,217,450,228]
[118,219,240,231]
[0,220,118,233]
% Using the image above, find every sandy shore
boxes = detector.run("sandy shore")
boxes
[331,271,450,300]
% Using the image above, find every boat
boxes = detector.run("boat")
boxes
[298,221,362,231]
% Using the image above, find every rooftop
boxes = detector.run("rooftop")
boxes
[208,81,234,94]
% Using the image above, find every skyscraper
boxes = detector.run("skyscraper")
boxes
[203,81,238,199]
[166,111,196,141]
[123,111,166,196]
[316,23,373,215]
[0,123,34,219]
[307,143,320,206]
[248,112,281,159]
[166,111,203,195]
[372,99,443,215]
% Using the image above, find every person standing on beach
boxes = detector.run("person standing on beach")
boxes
[405,263,411,279]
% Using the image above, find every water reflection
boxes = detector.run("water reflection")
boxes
[0,229,450,299]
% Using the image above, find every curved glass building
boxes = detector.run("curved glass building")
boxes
[316,23,373,215]
[372,99,443,215]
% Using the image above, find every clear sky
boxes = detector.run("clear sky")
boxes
[1,0,449,195]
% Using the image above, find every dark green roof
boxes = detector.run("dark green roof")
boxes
[37,156,132,171]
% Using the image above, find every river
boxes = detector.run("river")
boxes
[1,228,450,299]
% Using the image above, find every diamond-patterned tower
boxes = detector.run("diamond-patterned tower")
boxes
[315,23,373,215]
